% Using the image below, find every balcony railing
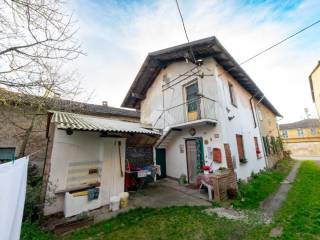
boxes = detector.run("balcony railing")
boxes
[154,96,217,129]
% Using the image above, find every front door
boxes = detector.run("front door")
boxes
[185,82,200,121]
[156,148,166,178]
[186,138,204,183]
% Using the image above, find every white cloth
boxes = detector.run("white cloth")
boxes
[0,156,29,240]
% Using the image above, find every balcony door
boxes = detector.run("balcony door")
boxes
[185,81,200,121]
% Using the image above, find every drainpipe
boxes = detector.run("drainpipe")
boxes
[254,95,270,169]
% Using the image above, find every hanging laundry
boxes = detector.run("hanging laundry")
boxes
[0,156,29,240]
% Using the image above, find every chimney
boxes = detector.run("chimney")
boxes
[102,101,108,106]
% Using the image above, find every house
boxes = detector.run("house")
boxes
[43,111,159,217]
[309,61,320,118]
[122,36,282,181]
[256,103,283,168]
[0,88,140,170]
[279,118,320,159]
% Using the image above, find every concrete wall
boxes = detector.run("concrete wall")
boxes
[311,65,320,118]
[283,141,320,158]
[44,128,125,215]
[141,57,269,180]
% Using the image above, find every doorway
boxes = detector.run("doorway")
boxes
[156,148,166,178]
[185,138,204,183]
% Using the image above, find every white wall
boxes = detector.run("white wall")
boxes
[142,57,267,180]
[44,129,125,215]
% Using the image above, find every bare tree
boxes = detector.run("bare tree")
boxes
[0,0,82,93]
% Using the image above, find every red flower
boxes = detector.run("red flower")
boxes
[202,165,211,171]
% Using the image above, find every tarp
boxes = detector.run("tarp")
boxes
[0,156,29,240]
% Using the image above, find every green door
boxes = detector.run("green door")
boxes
[156,149,166,178]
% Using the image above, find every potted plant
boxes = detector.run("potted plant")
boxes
[201,165,211,175]
[256,149,262,158]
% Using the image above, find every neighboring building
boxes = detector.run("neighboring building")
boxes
[256,103,283,168]
[309,61,320,118]
[0,88,140,170]
[279,118,320,159]
[122,36,282,181]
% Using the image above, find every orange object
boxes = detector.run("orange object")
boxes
[213,148,222,163]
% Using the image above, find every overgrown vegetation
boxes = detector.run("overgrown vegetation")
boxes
[232,157,295,209]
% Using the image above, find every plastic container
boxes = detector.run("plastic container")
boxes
[119,192,129,208]
[109,196,120,212]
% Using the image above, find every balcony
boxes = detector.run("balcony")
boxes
[154,96,217,130]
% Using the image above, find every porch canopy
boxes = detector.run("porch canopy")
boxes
[49,110,160,144]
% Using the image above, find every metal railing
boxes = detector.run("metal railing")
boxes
[154,97,217,129]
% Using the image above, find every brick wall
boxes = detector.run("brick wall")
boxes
[0,105,47,169]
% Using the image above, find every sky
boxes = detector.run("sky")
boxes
[67,0,320,123]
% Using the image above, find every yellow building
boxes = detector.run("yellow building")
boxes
[309,61,320,118]
[279,119,320,159]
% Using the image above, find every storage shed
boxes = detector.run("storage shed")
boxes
[42,111,159,217]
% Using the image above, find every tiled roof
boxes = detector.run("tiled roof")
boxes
[279,119,320,130]
[51,111,159,135]
[121,36,281,117]
[0,88,139,118]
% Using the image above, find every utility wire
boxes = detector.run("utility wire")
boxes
[224,18,320,75]
[174,0,197,63]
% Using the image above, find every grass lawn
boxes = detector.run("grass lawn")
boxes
[22,159,320,240]
[232,157,295,209]
[270,161,320,240]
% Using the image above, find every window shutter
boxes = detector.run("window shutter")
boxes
[236,134,245,160]
[213,148,222,163]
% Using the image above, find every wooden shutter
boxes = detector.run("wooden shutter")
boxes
[224,144,233,169]
[236,134,245,160]
[213,148,222,163]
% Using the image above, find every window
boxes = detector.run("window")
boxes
[254,137,261,158]
[282,130,288,138]
[311,128,317,135]
[185,81,200,121]
[0,147,16,163]
[236,134,246,163]
[297,128,304,137]
[228,83,237,107]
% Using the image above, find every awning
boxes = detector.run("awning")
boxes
[50,111,160,135]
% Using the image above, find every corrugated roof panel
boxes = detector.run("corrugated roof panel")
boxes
[51,111,159,135]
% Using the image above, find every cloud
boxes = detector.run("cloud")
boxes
[67,0,320,123]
